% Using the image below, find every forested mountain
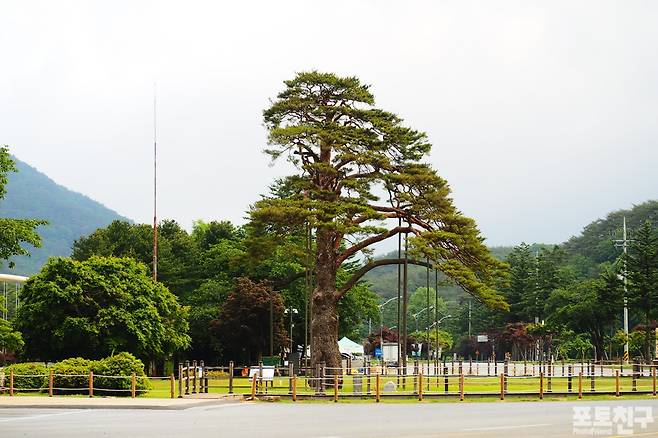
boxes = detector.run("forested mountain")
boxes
[0,157,129,275]
[563,200,658,265]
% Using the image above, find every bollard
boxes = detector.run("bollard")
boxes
[568,365,572,393]
[9,370,13,397]
[375,373,381,403]
[131,373,136,398]
[444,366,449,393]
[366,363,371,395]
[170,374,175,399]
[288,362,294,394]
[459,373,465,401]
[49,370,54,397]
[418,371,423,401]
[499,373,504,400]
[539,372,544,400]
[653,367,657,397]
[487,360,490,376]
[524,360,527,376]
[615,370,620,397]
[229,361,234,394]
[292,374,297,402]
[469,359,472,375]
[578,372,583,400]
[178,363,183,398]
[632,362,638,392]
[89,371,94,398]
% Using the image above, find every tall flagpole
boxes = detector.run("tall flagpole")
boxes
[152,83,158,282]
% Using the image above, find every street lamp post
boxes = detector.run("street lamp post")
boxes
[412,306,434,333]
[378,297,400,362]
[428,315,452,359]
[284,307,299,355]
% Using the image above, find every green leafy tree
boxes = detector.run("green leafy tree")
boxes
[545,269,622,360]
[72,219,201,296]
[251,71,508,371]
[626,220,658,358]
[16,256,190,362]
[213,278,287,364]
[0,146,46,268]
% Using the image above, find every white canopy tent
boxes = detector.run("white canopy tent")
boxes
[338,336,364,356]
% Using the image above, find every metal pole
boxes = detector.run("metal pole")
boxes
[397,217,402,372]
[426,258,430,372]
[402,232,409,372]
[435,269,439,366]
[270,294,274,357]
[152,83,158,282]
[623,217,630,364]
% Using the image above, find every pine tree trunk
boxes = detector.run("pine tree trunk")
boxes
[310,228,342,378]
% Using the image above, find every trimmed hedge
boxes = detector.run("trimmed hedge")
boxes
[93,352,150,394]
[4,362,48,391]
[5,353,150,396]
[51,357,96,394]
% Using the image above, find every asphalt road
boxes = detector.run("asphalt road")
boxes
[2,399,658,437]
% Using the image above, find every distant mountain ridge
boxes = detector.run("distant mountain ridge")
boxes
[0,157,130,275]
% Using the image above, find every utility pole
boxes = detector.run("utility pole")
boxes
[468,299,472,338]
[614,216,631,363]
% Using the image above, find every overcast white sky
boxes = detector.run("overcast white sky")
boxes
[2,1,657,248]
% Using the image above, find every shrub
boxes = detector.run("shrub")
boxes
[93,352,150,395]
[51,357,96,394]
[4,363,47,391]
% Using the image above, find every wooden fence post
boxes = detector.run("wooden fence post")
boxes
[228,361,234,394]
[192,360,198,394]
[418,371,423,401]
[333,374,338,403]
[615,370,620,397]
[292,374,297,402]
[539,372,544,400]
[49,370,54,397]
[131,373,136,398]
[375,373,381,403]
[250,373,258,399]
[9,370,13,397]
[499,373,504,400]
[459,373,464,401]
[185,360,190,395]
[170,374,175,399]
[89,371,94,398]
[578,372,583,400]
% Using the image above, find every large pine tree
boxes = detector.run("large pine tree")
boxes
[251,72,508,371]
